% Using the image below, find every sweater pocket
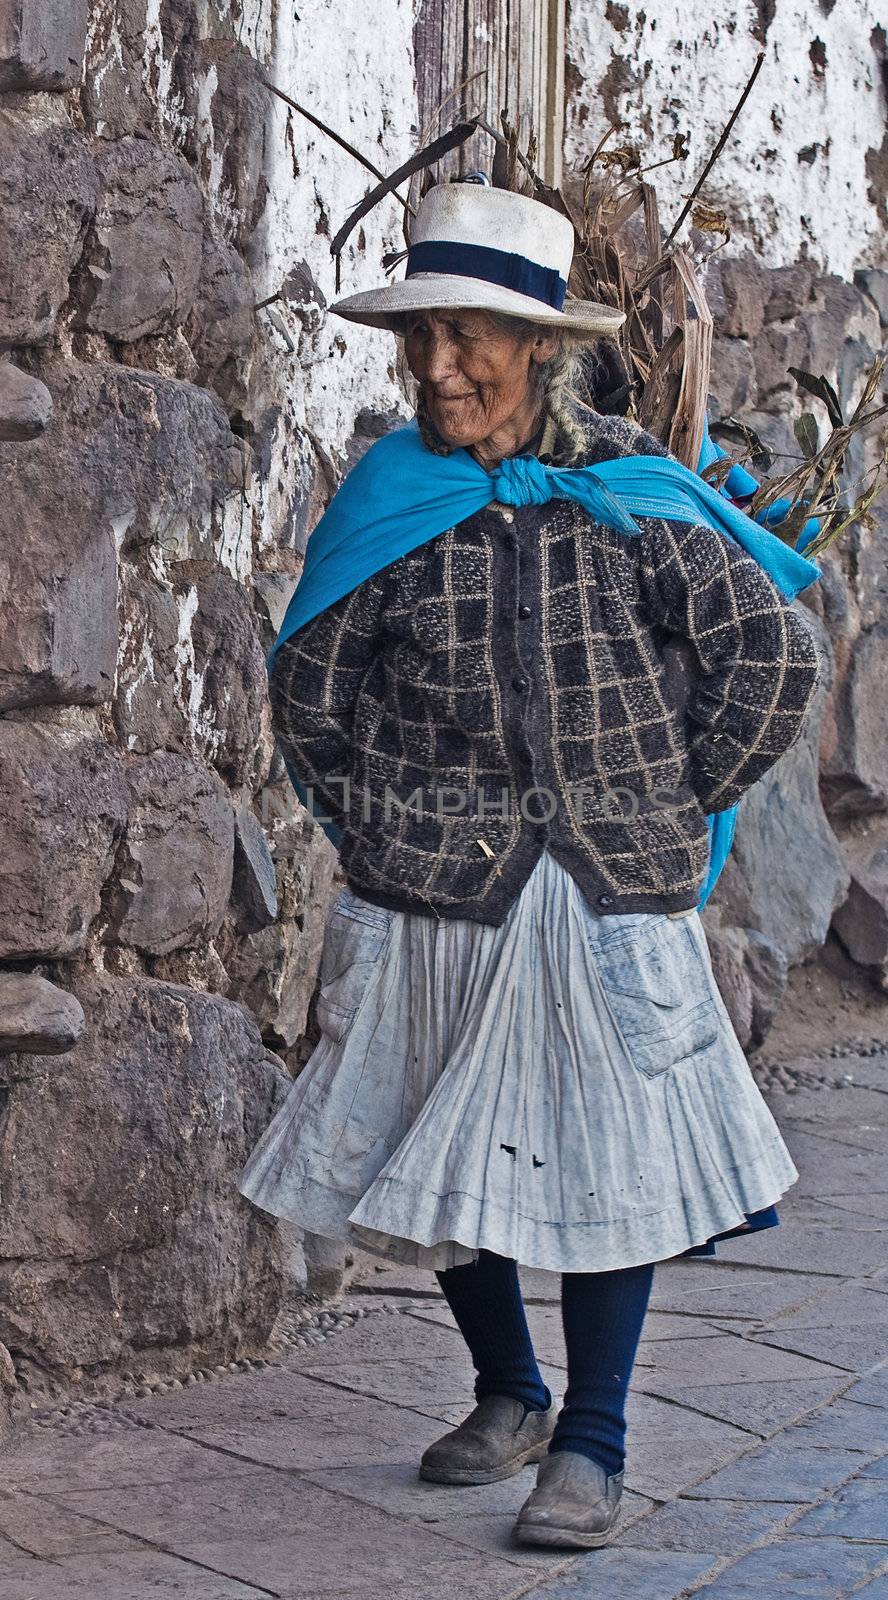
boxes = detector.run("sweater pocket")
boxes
[588,915,720,1078]
[315,889,397,1045]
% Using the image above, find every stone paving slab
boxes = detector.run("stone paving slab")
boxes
[137,1380,442,1474]
[611,1494,799,1553]
[780,1397,888,1451]
[684,1442,876,1501]
[291,1354,567,1422]
[822,1192,888,1221]
[298,1309,465,1366]
[680,1538,888,1597]
[749,1322,888,1372]
[757,1281,888,1328]
[699,1217,888,1277]
[786,1116,888,1158]
[845,1370,888,1406]
[633,1375,849,1436]
[2,1426,271,1495]
[790,1198,888,1231]
[0,1487,134,1557]
[854,1579,888,1600]
[43,1467,537,1600]
[0,1551,271,1600]
[631,1331,847,1388]
[793,1473,888,1537]
[778,1127,888,1196]
[647,1263,835,1322]
[517,1547,719,1599]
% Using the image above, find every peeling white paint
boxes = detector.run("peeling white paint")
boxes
[110,509,136,557]
[195,62,239,237]
[85,3,125,109]
[143,0,188,144]
[565,0,888,276]
[245,0,418,555]
[215,490,252,585]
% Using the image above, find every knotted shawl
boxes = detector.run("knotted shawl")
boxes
[269,418,821,907]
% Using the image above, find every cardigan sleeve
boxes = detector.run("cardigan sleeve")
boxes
[635,514,822,814]
[268,570,388,835]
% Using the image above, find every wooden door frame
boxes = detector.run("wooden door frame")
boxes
[413,0,565,188]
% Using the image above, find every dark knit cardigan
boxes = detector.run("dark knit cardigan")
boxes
[268,406,821,926]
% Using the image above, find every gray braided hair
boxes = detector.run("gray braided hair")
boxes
[396,311,592,464]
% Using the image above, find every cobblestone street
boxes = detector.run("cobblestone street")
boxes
[4,1046,888,1600]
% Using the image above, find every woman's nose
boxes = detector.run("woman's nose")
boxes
[423,331,459,384]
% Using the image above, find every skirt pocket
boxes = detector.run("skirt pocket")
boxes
[315,888,397,1045]
[589,915,720,1079]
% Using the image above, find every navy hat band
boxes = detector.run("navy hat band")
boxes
[405,240,567,312]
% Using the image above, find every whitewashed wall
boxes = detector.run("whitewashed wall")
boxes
[565,0,888,275]
[256,0,416,454]
[182,0,418,572]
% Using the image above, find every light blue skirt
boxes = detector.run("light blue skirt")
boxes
[238,850,798,1272]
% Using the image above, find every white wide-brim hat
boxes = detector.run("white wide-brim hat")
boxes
[330,184,625,337]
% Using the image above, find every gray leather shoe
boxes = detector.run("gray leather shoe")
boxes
[514,1449,624,1548]
[419,1394,557,1485]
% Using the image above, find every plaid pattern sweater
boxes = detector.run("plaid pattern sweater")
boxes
[269,405,821,926]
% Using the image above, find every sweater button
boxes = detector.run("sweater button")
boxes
[518,602,532,618]
[598,893,614,907]
[512,675,528,692]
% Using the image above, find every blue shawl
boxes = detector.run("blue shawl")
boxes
[269,418,821,908]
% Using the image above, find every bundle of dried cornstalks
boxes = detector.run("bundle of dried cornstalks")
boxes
[262,66,887,560]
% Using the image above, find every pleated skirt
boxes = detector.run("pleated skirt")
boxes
[238,849,798,1273]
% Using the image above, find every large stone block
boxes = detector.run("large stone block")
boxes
[178,40,267,254]
[710,607,849,968]
[832,825,888,984]
[220,810,337,1057]
[80,0,151,138]
[0,1340,14,1439]
[185,231,255,408]
[0,972,287,1373]
[0,425,118,712]
[744,928,789,1046]
[0,361,52,441]
[0,115,97,350]
[0,973,84,1055]
[0,0,88,91]
[710,254,767,340]
[185,565,269,788]
[821,623,888,817]
[113,566,189,754]
[15,360,244,560]
[231,805,278,932]
[105,753,235,957]
[700,919,754,1049]
[0,725,128,960]
[78,138,204,342]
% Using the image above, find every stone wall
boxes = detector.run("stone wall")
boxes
[0,0,416,1426]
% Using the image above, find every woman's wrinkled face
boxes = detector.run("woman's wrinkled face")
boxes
[403,308,553,449]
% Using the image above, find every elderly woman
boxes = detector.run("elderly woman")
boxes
[239,182,821,1549]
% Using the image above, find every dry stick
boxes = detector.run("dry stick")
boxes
[260,74,411,206]
[475,116,548,192]
[329,121,479,264]
[664,51,765,246]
